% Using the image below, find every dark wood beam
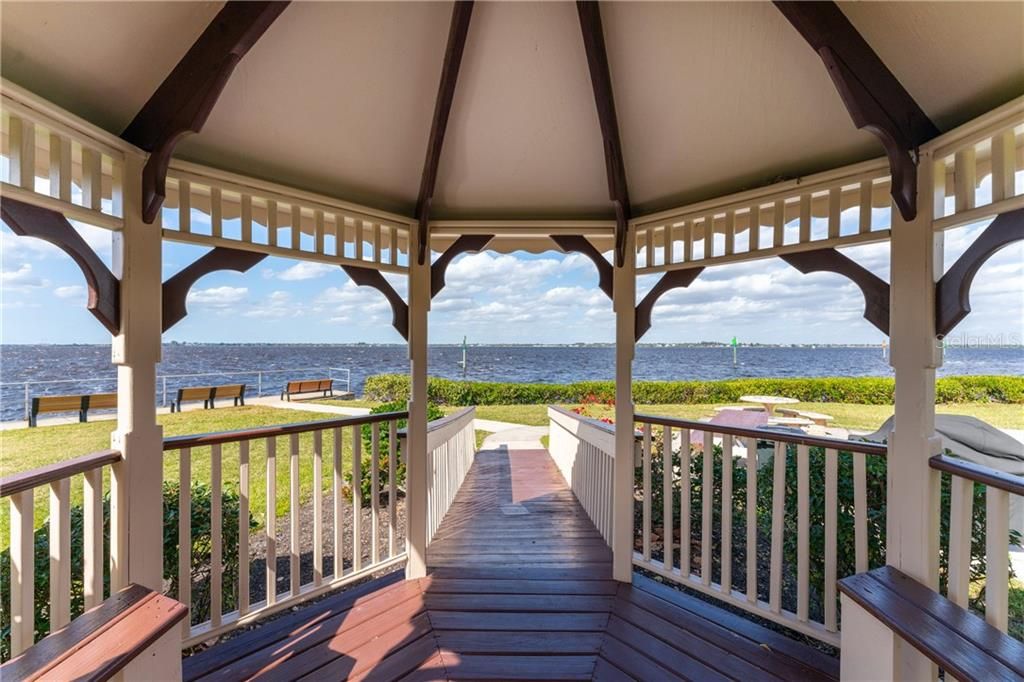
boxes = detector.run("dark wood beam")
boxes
[415,1,474,264]
[162,247,267,331]
[431,234,492,298]
[1,198,120,334]
[774,1,939,221]
[341,265,409,340]
[550,235,613,300]
[121,2,289,223]
[577,1,631,268]
[780,247,890,335]
[935,208,1024,338]
[634,267,704,341]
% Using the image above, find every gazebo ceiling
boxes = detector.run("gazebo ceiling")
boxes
[2,1,1022,222]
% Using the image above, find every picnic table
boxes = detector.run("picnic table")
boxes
[739,395,799,415]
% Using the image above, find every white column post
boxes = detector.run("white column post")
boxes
[109,153,165,592]
[405,229,430,579]
[845,151,943,679]
[612,226,636,582]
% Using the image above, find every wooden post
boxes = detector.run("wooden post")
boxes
[110,152,165,593]
[612,224,636,582]
[406,224,430,579]
[842,150,941,680]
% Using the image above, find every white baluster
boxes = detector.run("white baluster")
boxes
[265,437,277,605]
[179,448,192,635]
[769,442,785,613]
[721,433,733,593]
[83,467,104,610]
[797,443,809,622]
[642,423,652,562]
[745,436,757,603]
[985,486,1010,632]
[289,433,300,596]
[947,474,973,607]
[49,478,72,630]
[824,448,838,632]
[210,444,223,628]
[238,440,250,615]
[10,489,35,656]
[313,430,323,586]
[701,431,713,585]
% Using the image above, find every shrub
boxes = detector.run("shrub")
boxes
[363,374,1023,406]
[1,481,256,661]
[345,401,445,506]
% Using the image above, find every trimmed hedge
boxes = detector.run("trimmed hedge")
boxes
[363,374,1024,406]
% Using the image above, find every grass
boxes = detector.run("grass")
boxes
[0,406,375,546]
[969,576,1024,640]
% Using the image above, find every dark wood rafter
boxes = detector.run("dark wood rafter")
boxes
[935,208,1024,339]
[121,2,289,223]
[550,235,613,300]
[341,265,409,340]
[431,234,493,298]
[774,1,940,221]
[577,2,631,268]
[161,247,267,331]
[414,2,474,265]
[780,247,890,335]
[1,198,120,334]
[634,267,705,341]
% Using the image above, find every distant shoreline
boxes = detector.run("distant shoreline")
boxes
[4,342,1021,349]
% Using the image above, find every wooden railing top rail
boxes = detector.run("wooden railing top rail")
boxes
[547,405,617,435]
[929,453,1024,496]
[634,413,889,456]
[163,410,408,450]
[0,449,122,498]
[396,406,475,436]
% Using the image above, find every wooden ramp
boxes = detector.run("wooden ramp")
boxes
[184,448,840,681]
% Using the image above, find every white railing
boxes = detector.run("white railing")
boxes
[931,453,1023,634]
[420,407,476,543]
[547,406,615,545]
[0,78,129,230]
[0,449,123,658]
[630,156,893,274]
[925,95,1024,232]
[162,161,413,273]
[161,411,407,647]
[633,414,889,647]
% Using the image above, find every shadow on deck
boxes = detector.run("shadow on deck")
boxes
[183,448,840,680]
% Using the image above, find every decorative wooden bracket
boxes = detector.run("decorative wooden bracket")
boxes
[550,235,613,300]
[774,1,939,221]
[578,1,631,267]
[415,1,475,264]
[634,267,705,341]
[161,247,267,331]
[935,208,1024,338]
[780,247,890,335]
[431,234,493,298]
[341,265,409,340]
[121,2,289,223]
[1,198,120,334]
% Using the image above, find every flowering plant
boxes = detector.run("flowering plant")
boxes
[571,393,615,424]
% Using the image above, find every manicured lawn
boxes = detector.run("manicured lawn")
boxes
[1,406,376,545]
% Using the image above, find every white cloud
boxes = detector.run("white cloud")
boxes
[54,285,85,299]
[243,290,300,319]
[276,262,337,281]
[1,263,47,289]
[187,286,248,307]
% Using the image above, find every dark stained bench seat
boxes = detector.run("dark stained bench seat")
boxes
[839,565,1024,682]
[0,583,186,682]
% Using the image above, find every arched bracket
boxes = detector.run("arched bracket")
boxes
[1,198,120,334]
[342,265,409,340]
[936,208,1024,339]
[774,2,939,222]
[635,267,705,341]
[550,235,613,300]
[780,247,890,335]
[431,234,493,298]
[120,2,289,223]
[162,247,267,331]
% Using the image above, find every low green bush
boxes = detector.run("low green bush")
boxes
[363,374,1024,406]
[1,481,255,661]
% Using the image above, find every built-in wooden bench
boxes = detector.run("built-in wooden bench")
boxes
[0,583,186,682]
[29,392,116,427]
[839,565,1024,682]
[171,384,245,413]
[281,378,333,401]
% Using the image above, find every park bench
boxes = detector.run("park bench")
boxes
[281,378,334,401]
[839,565,1024,682]
[29,393,117,427]
[0,583,186,681]
[171,384,245,412]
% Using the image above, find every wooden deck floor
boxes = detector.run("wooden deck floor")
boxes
[184,448,840,681]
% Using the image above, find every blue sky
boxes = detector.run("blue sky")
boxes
[2,188,1021,346]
